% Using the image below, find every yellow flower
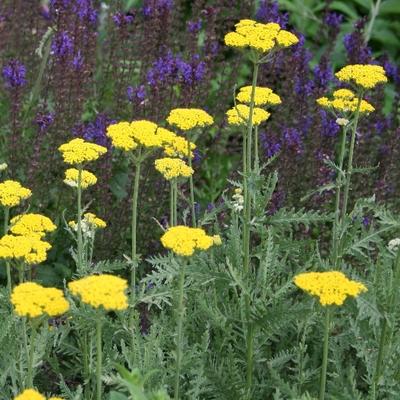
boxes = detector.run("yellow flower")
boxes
[224,19,298,54]
[161,225,215,256]
[64,168,97,189]
[68,274,128,311]
[10,213,56,238]
[58,138,107,165]
[335,64,387,89]
[236,86,281,106]
[226,104,270,126]
[166,108,214,131]
[155,158,194,180]
[0,234,51,264]
[317,89,375,114]
[14,389,46,400]
[11,282,70,318]
[106,121,138,151]
[69,212,107,232]
[212,235,222,246]
[294,271,367,306]
[0,180,31,208]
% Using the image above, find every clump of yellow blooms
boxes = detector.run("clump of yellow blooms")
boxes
[155,158,194,180]
[0,180,32,207]
[317,88,375,114]
[64,168,98,189]
[10,213,56,238]
[68,274,128,311]
[163,134,196,159]
[0,234,51,264]
[226,104,270,126]
[14,389,63,400]
[236,86,281,106]
[106,121,137,151]
[161,225,215,256]
[335,64,387,89]
[166,108,214,131]
[11,282,70,318]
[69,212,107,231]
[58,138,107,164]
[294,271,367,306]
[224,19,298,53]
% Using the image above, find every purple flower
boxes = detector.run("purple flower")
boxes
[2,60,27,89]
[383,58,400,86]
[319,110,340,137]
[127,85,146,102]
[256,0,288,28]
[187,19,202,33]
[260,132,281,158]
[343,20,372,63]
[324,12,343,29]
[73,114,115,147]
[313,61,333,88]
[142,0,173,17]
[51,31,74,57]
[283,128,304,154]
[113,11,135,27]
[72,0,98,25]
[35,112,55,133]
[72,51,84,70]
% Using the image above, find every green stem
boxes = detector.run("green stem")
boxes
[77,166,84,273]
[96,318,103,400]
[319,307,332,400]
[3,207,12,294]
[173,179,178,226]
[27,320,38,388]
[187,139,196,227]
[82,332,90,400]
[170,180,174,227]
[174,259,186,400]
[254,125,259,172]
[364,0,382,44]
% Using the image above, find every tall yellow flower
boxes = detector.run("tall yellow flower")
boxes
[58,138,107,164]
[335,64,387,89]
[10,213,56,238]
[0,180,31,207]
[166,108,214,131]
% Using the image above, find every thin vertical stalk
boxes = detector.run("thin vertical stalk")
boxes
[77,166,83,273]
[254,125,259,172]
[170,180,175,227]
[82,332,90,400]
[27,321,38,388]
[96,318,103,400]
[174,259,187,400]
[187,139,196,227]
[3,207,12,294]
[319,307,332,400]
[173,179,178,226]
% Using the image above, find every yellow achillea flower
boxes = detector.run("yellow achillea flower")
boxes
[68,274,128,311]
[161,225,215,256]
[155,158,194,180]
[236,86,281,106]
[226,104,270,126]
[212,235,222,246]
[11,282,70,318]
[157,127,196,159]
[0,234,51,264]
[69,212,107,231]
[58,138,107,165]
[10,213,56,238]
[14,389,46,400]
[317,88,375,114]
[335,64,387,89]
[106,121,138,151]
[64,168,97,189]
[224,19,298,53]
[294,271,367,306]
[166,108,214,131]
[0,180,31,207]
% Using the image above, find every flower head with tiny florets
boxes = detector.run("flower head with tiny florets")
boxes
[0,180,31,208]
[64,168,97,189]
[166,108,214,131]
[10,214,56,238]
[226,104,270,126]
[335,64,387,89]
[236,86,281,106]
[58,138,107,165]
[155,158,194,180]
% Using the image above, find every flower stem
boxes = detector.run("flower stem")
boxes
[187,139,196,227]
[174,259,187,400]
[96,318,103,400]
[3,206,12,294]
[27,320,38,388]
[170,180,175,227]
[319,307,332,400]
[77,166,84,273]
[254,125,259,172]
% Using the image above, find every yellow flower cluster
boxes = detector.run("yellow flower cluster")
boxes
[64,168,98,189]
[224,19,298,53]
[155,158,194,180]
[58,138,107,165]
[0,180,31,207]
[14,389,63,400]
[317,88,375,114]
[0,234,51,264]
[226,104,270,126]
[68,274,128,311]
[236,86,282,106]
[166,108,214,131]
[106,121,137,151]
[10,213,56,238]
[11,282,70,318]
[69,212,107,231]
[161,225,215,256]
[157,127,196,158]
[335,64,387,89]
[294,271,367,306]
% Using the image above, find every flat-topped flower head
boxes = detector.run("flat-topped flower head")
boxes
[69,212,107,232]
[317,88,375,114]
[11,282,70,318]
[10,213,56,238]
[0,234,51,264]
[294,271,367,306]
[106,121,138,151]
[335,64,388,89]
[161,225,215,256]
[0,180,31,208]
[226,104,270,126]
[64,168,97,189]
[166,108,214,131]
[14,389,46,400]
[236,86,281,106]
[155,157,194,180]
[224,19,298,54]
[59,138,107,165]
[68,274,128,311]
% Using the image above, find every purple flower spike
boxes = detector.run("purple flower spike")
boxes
[2,60,27,89]
[51,31,74,57]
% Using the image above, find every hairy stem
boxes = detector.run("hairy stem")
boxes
[3,207,12,294]
[319,307,332,400]
[187,139,196,227]
[77,166,83,273]
[27,321,38,388]
[96,318,103,400]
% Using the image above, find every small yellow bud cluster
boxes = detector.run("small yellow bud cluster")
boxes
[64,168,98,189]
[154,157,194,180]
